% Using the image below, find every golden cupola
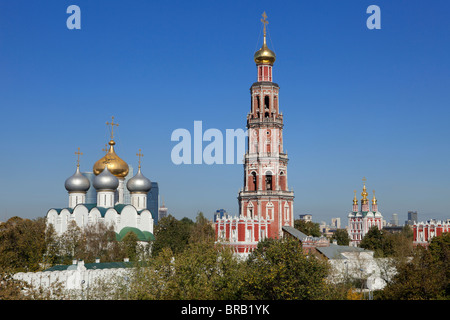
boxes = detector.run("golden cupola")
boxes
[361,178,369,204]
[93,117,129,178]
[254,12,276,65]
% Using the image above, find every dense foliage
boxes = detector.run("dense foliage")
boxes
[1,214,449,300]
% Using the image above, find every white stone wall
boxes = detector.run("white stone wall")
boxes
[14,260,131,299]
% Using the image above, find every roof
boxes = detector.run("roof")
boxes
[315,244,368,260]
[282,226,308,241]
[116,227,155,242]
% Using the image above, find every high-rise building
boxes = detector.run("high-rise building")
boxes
[390,213,399,226]
[406,211,418,225]
[215,13,295,256]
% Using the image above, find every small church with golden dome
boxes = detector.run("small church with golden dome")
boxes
[46,117,155,243]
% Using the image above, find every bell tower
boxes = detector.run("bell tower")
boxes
[238,12,295,239]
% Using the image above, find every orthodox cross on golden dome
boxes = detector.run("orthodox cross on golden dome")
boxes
[106,116,119,140]
[136,149,143,168]
[75,147,83,167]
[261,11,269,37]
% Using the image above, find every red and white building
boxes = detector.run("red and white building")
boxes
[347,179,384,247]
[413,219,450,247]
[215,14,294,257]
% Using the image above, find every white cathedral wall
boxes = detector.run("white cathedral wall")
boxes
[138,210,153,233]
[73,205,89,230]
[119,206,138,231]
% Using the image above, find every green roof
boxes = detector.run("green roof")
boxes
[116,227,155,242]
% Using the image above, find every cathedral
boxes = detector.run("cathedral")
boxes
[215,13,295,256]
[347,178,384,247]
[46,118,155,243]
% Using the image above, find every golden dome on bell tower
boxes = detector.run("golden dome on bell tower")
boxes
[93,117,129,178]
[254,12,276,65]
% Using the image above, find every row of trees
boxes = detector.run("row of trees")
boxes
[1,214,449,300]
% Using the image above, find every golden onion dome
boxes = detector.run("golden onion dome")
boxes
[254,39,276,65]
[93,140,129,178]
[254,12,276,65]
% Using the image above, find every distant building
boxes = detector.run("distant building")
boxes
[347,178,384,247]
[282,226,392,291]
[390,213,399,226]
[213,209,228,222]
[405,211,418,225]
[413,219,450,247]
[299,214,313,222]
[331,218,341,229]
[158,197,168,220]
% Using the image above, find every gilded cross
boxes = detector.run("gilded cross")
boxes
[75,147,83,167]
[362,176,366,185]
[106,116,119,140]
[261,11,269,36]
[137,149,143,168]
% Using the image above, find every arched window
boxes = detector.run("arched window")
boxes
[264,96,270,110]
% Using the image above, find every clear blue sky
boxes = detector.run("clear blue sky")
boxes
[1,0,449,226]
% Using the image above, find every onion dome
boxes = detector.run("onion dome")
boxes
[127,166,152,194]
[372,190,377,205]
[254,12,276,65]
[93,140,129,178]
[93,165,119,191]
[353,190,358,205]
[254,39,276,65]
[65,165,90,193]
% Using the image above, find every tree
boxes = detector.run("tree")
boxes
[244,237,330,299]
[0,217,47,272]
[380,245,445,300]
[189,212,215,244]
[152,215,192,257]
[294,219,321,237]
[331,229,350,246]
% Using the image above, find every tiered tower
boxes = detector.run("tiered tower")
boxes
[238,11,294,239]
[215,13,294,256]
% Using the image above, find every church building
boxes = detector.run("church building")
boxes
[215,13,295,257]
[46,118,155,243]
[347,178,384,247]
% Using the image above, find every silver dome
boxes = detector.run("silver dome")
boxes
[65,166,90,193]
[127,167,152,193]
[93,166,119,191]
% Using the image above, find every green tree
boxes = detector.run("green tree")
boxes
[380,245,445,300]
[428,232,450,296]
[294,219,321,237]
[152,215,192,257]
[0,217,47,272]
[331,228,350,246]
[189,212,215,244]
[243,237,330,299]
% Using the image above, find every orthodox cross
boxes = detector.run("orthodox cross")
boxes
[136,149,143,168]
[106,116,119,140]
[261,11,268,36]
[75,147,83,167]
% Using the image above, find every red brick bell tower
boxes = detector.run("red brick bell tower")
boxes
[215,12,295,256]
